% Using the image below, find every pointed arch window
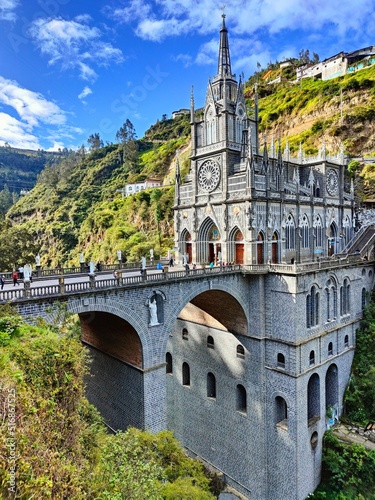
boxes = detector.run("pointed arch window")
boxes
[325,278,337,322]
[306,285,320,328]
[301,214,309,249]
[285,214,295,250]
[207,336,214,349]
[314,215,323,248]
[340,278,350,316]
[205,107,216,145]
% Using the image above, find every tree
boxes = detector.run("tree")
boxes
[115,119,139,174]
[87,133,104,151]
[0,185,14,216]
[0,221,38,270]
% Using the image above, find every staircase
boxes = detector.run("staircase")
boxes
[339,224,375,258]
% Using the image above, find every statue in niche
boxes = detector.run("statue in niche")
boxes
[148,296,160,326]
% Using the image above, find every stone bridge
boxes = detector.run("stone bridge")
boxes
[9,265,266,432]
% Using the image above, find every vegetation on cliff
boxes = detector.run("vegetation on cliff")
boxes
[0,306,220,499]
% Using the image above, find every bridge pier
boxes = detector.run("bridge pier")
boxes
[143,364,167,433]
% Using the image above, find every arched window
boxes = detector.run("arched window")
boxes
[326,364,338,414]
[301,214,309,249]
[307,373,321,424]
[277,353,285,369]
[207,336,214,349]
[344,335,349,348]
[309,350,315,366]
[182,362,190,386]
[207,372,216,398]
[362,288,367,310]
[340,278,350,316]
[236,384,247,414]
[236,345,245,359]
[285,214,295,250]
[306,285,319,328]
[325,278,337,322]
[328,342,333,356]
[314,215,323,248]
[343,215,351,243]
[275,396,288,428]
[182,328,188,340]
[166,352,173,374]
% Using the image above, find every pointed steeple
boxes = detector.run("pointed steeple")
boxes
[218,13,232,78]
[190,85,195,122]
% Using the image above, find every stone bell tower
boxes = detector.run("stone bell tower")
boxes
[174,14,257,266]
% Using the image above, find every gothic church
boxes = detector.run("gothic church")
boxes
[168,15,374,499]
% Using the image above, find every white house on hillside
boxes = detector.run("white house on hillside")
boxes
[124,178,161,197]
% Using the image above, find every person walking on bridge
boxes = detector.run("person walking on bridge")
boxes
[13,271,19,286]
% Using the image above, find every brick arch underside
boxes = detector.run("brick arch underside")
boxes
[190,290,247,335]
[80,311,143,368]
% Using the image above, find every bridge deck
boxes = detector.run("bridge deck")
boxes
[0,254,367,303]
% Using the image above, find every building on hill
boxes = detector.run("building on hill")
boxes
[123,178,161,197]
[172,108,190,119]
[296,45,375,81]
[170,14,374,500]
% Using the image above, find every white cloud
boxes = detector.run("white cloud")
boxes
[0,76,66,127]
[29,16,124,81]
[107,0,375,73]
[0,0,18,21]
[0,77,68,149]
[0,113,41,150]
[108,0,375,41]
[78,86,93,101]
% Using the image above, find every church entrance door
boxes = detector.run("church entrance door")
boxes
[257,232,264,264]
[186,243,192,263]
[235,244,244,264]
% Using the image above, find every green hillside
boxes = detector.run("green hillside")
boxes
[5,115,191,268]
[246,64,375,157]
[3,65,375,268]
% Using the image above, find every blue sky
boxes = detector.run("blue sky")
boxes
[0,0,375,151]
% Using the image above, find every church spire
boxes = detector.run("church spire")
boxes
[217,13,232,77]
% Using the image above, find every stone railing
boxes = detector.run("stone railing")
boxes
[0,265,244,303]
[0,255,368,303]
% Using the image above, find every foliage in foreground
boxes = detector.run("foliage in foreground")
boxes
[0,308,218,499]
[344,291,375,425]
[310,431,375,500]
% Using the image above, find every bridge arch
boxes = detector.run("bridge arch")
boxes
[162,278,249,350]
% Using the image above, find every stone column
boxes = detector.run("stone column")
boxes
[59,276,65,294]
[24,280,31,298]
[143,365,167,433]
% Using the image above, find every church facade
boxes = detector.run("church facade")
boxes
[169,16,374,499]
